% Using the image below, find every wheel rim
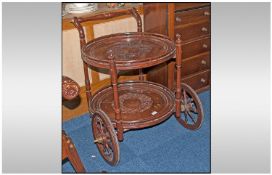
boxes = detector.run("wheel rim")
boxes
[92,110,120,166]
[177,83,204,130]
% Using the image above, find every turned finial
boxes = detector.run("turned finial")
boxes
[176,33,182,44]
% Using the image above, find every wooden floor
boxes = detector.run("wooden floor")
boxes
[62,75,142,122]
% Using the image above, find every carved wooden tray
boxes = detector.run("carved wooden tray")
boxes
[82,32,175,70]
[90,81,175,129]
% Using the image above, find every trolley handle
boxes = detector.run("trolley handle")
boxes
[72,7,142,46]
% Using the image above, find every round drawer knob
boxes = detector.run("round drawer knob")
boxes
[202,44,208,48]
[176,17,182,22]
[201,27,208,32]
[200,78,206,83]
[201,60,207,65]
[204,11,210,16]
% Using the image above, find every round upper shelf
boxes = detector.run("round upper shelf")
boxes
[81,32,176,70]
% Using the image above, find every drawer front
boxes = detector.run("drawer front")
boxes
[175,20,210,41]
[181,52,210,77]
[175,3,210,11]
[175,7,210,26]
[182,37,210,59]
[182,70,210,91]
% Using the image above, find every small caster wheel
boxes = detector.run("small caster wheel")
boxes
[92,110,120,166]
[176,83,204,130]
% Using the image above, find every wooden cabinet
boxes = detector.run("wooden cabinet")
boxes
[144,3,211,92]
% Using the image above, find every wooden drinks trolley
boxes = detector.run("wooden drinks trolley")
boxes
[73,8,204,166]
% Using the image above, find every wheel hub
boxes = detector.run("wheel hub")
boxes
[181,102,193,112]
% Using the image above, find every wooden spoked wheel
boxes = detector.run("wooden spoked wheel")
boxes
[92,110,120,166]
[176,83,204,130]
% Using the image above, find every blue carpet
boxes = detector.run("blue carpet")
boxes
[62,90,210,173]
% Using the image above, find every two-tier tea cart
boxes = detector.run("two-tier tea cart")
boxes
[72,7,204,166]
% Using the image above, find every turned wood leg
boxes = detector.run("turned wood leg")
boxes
[62,131,86,173]
[108,50,124,141]
[83,62,92,112]
[175,34,182,119]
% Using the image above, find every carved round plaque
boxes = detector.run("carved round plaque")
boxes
[90,81,175,129]
[109,40,154,61]
[112,93,153,114]
[62,76,80,100]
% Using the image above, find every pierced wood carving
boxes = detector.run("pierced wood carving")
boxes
[62,76,80,100]
[112,92,153,114]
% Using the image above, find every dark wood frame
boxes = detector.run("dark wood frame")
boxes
[72,7,143,141]
[72,7,203,166]
[62,131,86,173]
[72,8,142,114]
[72,10,180,141]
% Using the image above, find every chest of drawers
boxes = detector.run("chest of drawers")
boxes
[144,3,211,92]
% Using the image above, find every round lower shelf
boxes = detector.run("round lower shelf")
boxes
[90,81,175,129]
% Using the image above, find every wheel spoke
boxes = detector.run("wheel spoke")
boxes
[99,121,113,159]
[96,119,104,134]
[107,140,114,150]
[98,124,104,134]
[106,145,113,160]
[176,83,204,130]
[181,98,184,104]
[92,111,120,165]
[183,89,187,105]
[100,122,105,133]
[184,112,188,123]
[189,104,198,114]
[105,143,111,153]
[186,111,196,124]
[103,145,109,155]
[103,143,113,156]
